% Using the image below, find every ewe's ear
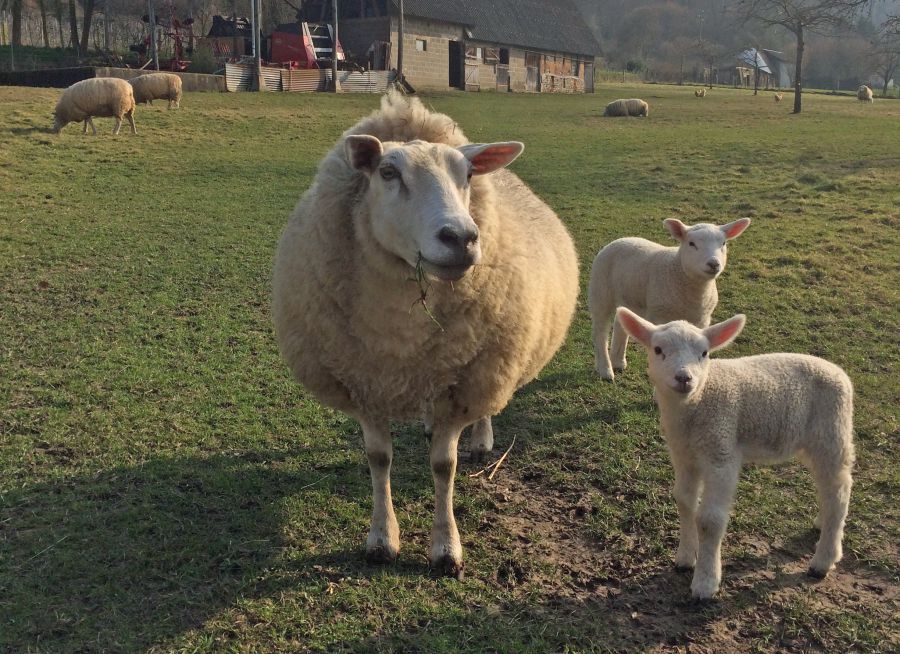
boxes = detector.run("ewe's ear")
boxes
[345,134,383,173]
[721,217,751,240]
[704,314,746,352]
[458,141,524,175]
[616,307,656,348]
[663,218,688,242]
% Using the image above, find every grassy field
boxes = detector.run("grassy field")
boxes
[1,84,898,653]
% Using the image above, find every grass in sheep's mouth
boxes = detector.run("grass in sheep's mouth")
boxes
[0,84,897,654]
[409,253,444,331]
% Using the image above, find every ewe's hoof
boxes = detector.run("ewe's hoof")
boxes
[806,566,829,580]
[690,593,717,605]
[430,555,465,580]
[365,545,398,565]
[470,449,493,465]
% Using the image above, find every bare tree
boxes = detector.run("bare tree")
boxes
[68,0,79,53]
[870,17,900,97]
[735,1,870,113]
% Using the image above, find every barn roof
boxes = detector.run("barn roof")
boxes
[397,0,601,57]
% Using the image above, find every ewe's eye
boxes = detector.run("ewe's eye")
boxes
[688,241,697,248]
[701,350,708,358]
[654,346,663,355]
[380,165,399,181]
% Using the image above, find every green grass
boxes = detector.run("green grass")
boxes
[1,84,898,653]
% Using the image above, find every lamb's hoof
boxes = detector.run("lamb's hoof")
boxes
[612,364,626,373]
[674,564,694,573]
[690,594,717,605]
[806,566,829,580]
[596,369,615,382]
[470,448,492,465]
[430,555,465,580]
[365,545,398,565]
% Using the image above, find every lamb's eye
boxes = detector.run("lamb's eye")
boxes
[654,346,663,355]
[380,166,399,181]
[701,350,708,358]
[688,241,697,248]
[466,171,473,182]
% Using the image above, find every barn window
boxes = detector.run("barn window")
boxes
[416,38,427,52]
[465,46,482,61]
[484,47,499,63]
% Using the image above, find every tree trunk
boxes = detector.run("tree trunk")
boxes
[793,25,803,114]
[56,0,66,48]
[38,0,51,48]
[68,0,79,53]
[11,0,22,47]
[80,0,95,54]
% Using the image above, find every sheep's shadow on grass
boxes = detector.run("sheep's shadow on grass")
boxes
[0,448,378,652]
[8,126,55,135]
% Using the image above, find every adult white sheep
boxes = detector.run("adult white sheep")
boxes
[53,77,136,135]
[604,98,649,117]
[857,85,874,102]
[588,217,750,380]
[616,308,854,600]
[272,92,579,577]
[130,72,183,108]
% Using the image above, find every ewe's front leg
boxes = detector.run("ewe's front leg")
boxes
[470,417,494,462]
[360,417,400,563]
[673,463,702,571]
[691,464,739,600]
[430,423,464,578]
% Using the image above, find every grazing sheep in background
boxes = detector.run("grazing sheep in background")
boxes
[53,77,136,135]
[774,93,783,102]
[129,72,183,108]
[616,308,854,600]
[604,98,650,117]
[694,88,706,98]
[588,217,751,380]
[272,91,579,577]
[857,85,874,102]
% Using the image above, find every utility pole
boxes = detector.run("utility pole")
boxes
[331,0,340,92]
[397,0,404,82]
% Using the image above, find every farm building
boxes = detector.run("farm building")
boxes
[734,48,792,89]
[299,0,601,92]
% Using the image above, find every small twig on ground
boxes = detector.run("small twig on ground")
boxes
[298,474,332,491]
[468,435,517,480]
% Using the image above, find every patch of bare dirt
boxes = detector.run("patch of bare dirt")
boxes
[469,469,899,653]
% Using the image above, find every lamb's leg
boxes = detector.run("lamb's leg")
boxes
[691,464,739,600]
[673,462,702,570]
[808,462,852,577]
[592,310,615,380]
[360,417,400,563]
[429,423,464,578]
[470,417,493,463]
[610,319,630,372]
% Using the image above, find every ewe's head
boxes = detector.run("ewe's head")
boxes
[345,135,523,281]
[664,218,751,281]
[617,307,745,397]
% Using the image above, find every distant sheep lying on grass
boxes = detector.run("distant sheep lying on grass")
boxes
[604,98,649,117]
[53,77,136,135]
[857,85,874,102]
[617,308,855,600]
[129,72,183,108]
[272,91,579,577]
[588,217,750,380]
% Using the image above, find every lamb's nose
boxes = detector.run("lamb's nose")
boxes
[707,260,721,272]
[438,225,479,250]
[675,372,693,384]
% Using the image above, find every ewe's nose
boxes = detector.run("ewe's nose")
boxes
[437,225,479,255]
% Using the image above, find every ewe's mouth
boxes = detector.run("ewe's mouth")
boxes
[420,259,473,282]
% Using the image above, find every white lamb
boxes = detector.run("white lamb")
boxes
[604,98,649,117]
[129,72,183,108]
[616,307,854,600]
[856,85,874,102]
[53,77,137,135]
[588,217,750,380]
[271,92,579,577]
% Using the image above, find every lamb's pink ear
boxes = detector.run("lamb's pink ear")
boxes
[616,307,656,348]
[345,134,383,173]
[703,314,746,352]
[458,141,524,175]
[721,217,751,240]
[663,218,688,241]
